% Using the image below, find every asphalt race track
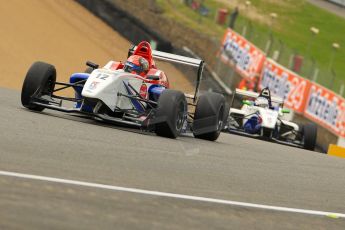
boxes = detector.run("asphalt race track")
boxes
[1,87,345,229]
[1,0,345,229]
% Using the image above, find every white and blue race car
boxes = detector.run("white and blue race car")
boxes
[21,41,227,141]
[224,88,317,151]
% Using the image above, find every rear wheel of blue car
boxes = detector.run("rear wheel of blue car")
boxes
[154,89,187,138]
[193,92,226,141]
[21,61,56,111]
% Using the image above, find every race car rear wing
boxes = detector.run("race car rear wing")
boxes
[151,50,202,67]
[233,88,284,105]
[128,45,204,102]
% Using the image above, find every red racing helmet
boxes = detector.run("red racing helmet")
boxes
[124,55,149,76]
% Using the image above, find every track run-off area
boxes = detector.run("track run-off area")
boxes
[0,0,344,229]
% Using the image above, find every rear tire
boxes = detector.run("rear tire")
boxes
[193,92,225,141]
[222,102,230,129]
[303,123,317,151]
[21,61,56,111]
[154,90,187,138]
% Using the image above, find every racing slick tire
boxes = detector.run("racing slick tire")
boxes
[21,61,56,111]
[193,92,226,141]
[223,102,230,128]
[303,123,317,151]
[154,89,187,138]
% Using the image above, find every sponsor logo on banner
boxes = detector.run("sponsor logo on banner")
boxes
[259,59,310,113]
[219,28,265,79]
[304,83,345,137]
[218,28,345,138]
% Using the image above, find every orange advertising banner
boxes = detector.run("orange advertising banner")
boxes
[304,83,345,138]
[219,28,265,79]
[259,59,311,113]
[219,28,345,138]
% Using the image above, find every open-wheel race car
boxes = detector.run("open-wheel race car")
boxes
[224,88,317,151]
[21,41,227,141]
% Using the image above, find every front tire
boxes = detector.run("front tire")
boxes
[154,90,187,138]
[303,123,317,151]
[21,61,56,111]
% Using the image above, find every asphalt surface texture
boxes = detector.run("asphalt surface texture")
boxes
[1,0,345,229]
[1,87,345,229]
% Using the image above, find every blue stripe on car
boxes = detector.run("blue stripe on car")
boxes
[148,85,165,102]
[123,82,145,113]
[70,73,90,109]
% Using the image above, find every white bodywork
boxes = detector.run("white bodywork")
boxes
[229,89,299,132]
[257,107,278,129]
[80,48,205,112]
[231,106,297,130]
[82,68,146,112]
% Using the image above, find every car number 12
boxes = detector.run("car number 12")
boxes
[95,73,110,80]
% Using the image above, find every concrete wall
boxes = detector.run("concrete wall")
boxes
[76,0,173,52]
[76,0,225,94]
[328,0,345,7]
[104,0,221,68]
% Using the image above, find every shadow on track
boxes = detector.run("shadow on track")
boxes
[18,107,205,142]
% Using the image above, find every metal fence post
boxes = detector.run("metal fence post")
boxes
[308,58,316,79]
[274,39,284,63]
[265,33,274,56]
[312,68,319,82]
[288,53,294,69]
[340,83,344,96]
[329,69,336,89]
[242,25,247,37]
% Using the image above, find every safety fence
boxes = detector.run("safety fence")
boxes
[218,28,345,138]
[234,21,345,98]
[328,0,345,7]
[180,0,344,98]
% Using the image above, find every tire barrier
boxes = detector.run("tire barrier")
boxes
[76,0,173,52]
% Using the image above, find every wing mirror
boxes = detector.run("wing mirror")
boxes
[242,100,252,106]
[86,61,99,69]
[281,108,290,114]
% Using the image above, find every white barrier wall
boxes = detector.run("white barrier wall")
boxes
[328,0,345,6]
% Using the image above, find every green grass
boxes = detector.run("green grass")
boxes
[156,0,345,95]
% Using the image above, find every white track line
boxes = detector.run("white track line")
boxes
[0,170,344,218]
